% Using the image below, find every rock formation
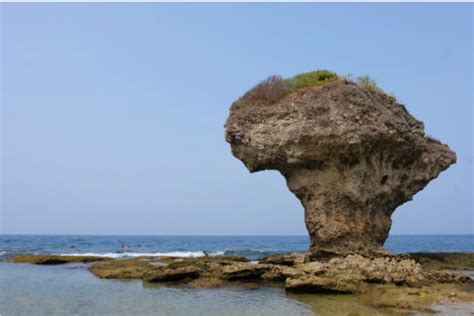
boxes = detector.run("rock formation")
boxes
[86,252,473,312]
[225,75,456,257]
[86,253,471,292]
[15,253,474,311]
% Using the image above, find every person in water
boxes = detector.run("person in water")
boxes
[120,243,129,249]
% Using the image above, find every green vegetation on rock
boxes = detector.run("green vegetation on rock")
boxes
[234,69,394,108]
[355,75,384,95]
[284,70,339,91]
[235,69,338,107]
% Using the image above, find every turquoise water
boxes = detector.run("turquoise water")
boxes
[0,235,472,315]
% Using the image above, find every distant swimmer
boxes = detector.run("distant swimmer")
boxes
[70,245,78,249]
[121,243,129,249]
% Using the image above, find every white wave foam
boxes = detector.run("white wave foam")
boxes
[60,251,225,259]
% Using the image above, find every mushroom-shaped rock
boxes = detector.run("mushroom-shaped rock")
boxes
[225,74,455,257]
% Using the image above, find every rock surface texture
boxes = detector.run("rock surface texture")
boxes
[87,253,472,292]
[225,80,456,257]
[23,252,468,312]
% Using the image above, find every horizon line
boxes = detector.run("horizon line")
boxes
[0,233,472,237]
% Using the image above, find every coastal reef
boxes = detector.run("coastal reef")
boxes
[10,252,474,311]
[85,253,473,289]
[85,252,472,311]
[11,254,112,264]
[225,70,456,257]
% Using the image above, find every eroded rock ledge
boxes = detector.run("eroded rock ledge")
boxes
[12,254,112,264]
[10,253,474,311]
[225,78,456,257]
[86,253,472,292]
[91,252,473,311]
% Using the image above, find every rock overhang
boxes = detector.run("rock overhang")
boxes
[225,74,456,257]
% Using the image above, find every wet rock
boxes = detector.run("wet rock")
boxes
[83,253,474,310]
[260,252,309,266]
[220,263,266,280]
[144,266,200,282]
[12,254,111,265]
[429,270,471,284]
[285,276,355,294]
[225,79,456,257]
[188,278,226,288]
[358,283,474,311]
[408,252,474,271]
[261,265,298,282]
[282,254,471,293]
[90,257,160,279]
[87,253,471,291]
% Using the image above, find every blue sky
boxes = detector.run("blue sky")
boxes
[1,3,472,235]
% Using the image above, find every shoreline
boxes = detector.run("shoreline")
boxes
[7,252,474,314]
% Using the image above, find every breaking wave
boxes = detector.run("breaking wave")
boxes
[1,249,279,260]
[60,251,225,259]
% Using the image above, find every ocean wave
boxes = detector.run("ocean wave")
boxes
[62,249,280,260]
[1,249,277,260]
[60,251,225,259]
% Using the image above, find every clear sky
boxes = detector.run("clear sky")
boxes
[1,3,472,235]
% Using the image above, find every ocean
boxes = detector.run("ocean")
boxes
[1,235,473,315]
[1,234,473,260]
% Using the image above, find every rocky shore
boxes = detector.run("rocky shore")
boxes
[10,252,474,312]
[12,254,112,264]
[8,71,470,314]
[218,70,473,311]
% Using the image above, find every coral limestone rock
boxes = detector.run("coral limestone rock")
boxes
[225,74,455,257]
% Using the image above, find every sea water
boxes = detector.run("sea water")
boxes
[0,235,472,315]
[1,235,472,260]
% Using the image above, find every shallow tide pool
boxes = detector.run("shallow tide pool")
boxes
[0,262,394,316]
